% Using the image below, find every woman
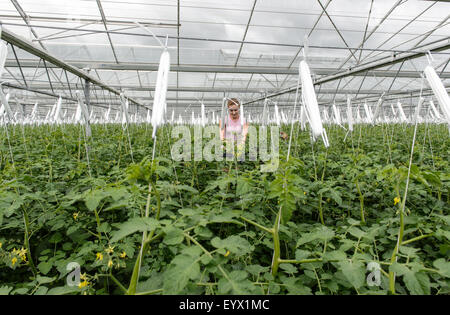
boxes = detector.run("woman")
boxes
[219,98,249,159]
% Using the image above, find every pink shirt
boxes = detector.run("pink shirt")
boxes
[224,115,245,142]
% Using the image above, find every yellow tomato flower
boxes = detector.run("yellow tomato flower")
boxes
[18,248,27,258]
[119,251,127,258]
[394,197,400,205]
[108,260,113,268]
[105,245,115,254]
[96,252,103,261]
[73,212,79,220]
[78,280,88,289]
[224,250,230,257]
[0,242,3,249]
[11,257,18,266]
[80,273,88,281]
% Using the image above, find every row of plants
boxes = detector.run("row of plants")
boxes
[0,123,448,294]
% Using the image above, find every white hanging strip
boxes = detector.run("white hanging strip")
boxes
[0,24,7,79]
[274,102,280,126]
[390,104,396,118]
[120,94,130,126]
[262,98,268,126]
[300,104,307,130]
[152,49,170,138]
[347,97,353,132]
[356,104,362,123]
[332,103,341,125]
[75,103,82,123]
[76,91,92,137]
[364,102,373,124]
[201,103,206,127]
[396,101,407,122]
[53,96,62,123]
[105,105,111,122]
[414,98,424,123]
[49,100,58,122]
[371,95,384,124]
[0,90,13,122]
[44,109,51,122]
[424,65,450,127]
[299,60,328,147]
[146,109,151,124]
[31,103,38,120]
[429,100,442,120]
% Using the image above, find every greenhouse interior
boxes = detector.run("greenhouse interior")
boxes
[0,0,449,297]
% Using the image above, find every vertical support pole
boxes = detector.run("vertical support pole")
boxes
[84,79,91,115]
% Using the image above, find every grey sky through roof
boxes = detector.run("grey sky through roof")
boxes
[0,0,449,119]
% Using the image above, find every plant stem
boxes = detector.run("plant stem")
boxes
[355,180,366,224]
[271,207,281,277]
[135,289,163,295]
[401,233,433,245]
[278,258,323,264]
[389,196,405,295]
[23,210,38,277]
[240,216,273,234]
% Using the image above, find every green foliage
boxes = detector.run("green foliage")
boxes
[0,123,448,295]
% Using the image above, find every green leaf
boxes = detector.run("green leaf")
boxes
[280,276,312,295]
[211,235,254,256]
[323,250,347,262]
[217,270,256,294]
[36,275,56,285]
[47,286,81,295]
[339,260,365,289]
[328,188,343,206]
[348,227,365,239]
[110,217,159,242]
[246,265,269,276]
[38,261,53,275]
[404,271,430,295]
[163,247,202,294]
[85,190,107,211]
[433,259,450,278]
[279,264,297,274]
[389,262,409,276]
[163,227,185,245]
[295,249,311,261]
[236,177,253,196]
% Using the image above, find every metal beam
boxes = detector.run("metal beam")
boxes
[359,1,437,64]
[317,0,357,62]
[6,83,438,97]
[234,0,257,66]
[337,0,403,69]
[5,60,450,78]
[95,0,119,64]
[2,82,111,109]
[0,26,146,108]
[244,38,450,105]
[3,21,448,55]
